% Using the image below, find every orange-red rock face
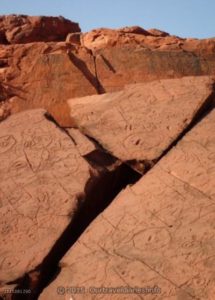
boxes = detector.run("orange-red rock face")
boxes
[40,107,215,300]
[0,15,80,44]
[3,43,98,126]
[0,15,215,300]
[0,20,215,126]
[68,76,214,164]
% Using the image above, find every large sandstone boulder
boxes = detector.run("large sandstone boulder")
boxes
[0,15,80,44]
[68,76,215,171]
[0,108,142,298]
[1,42,98,126]
[81,26,215,54]
[0,22,215,126]
[81,27,215,94]
[0,109,95,284]
[40,108,215,300]
[92,42,215,93]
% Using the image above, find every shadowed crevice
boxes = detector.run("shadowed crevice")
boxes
[67,50,106,94]
[9,88,215,300]
[13,163,141,300]
[153,87,215,165]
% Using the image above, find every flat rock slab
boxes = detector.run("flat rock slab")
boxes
[66,128,96,156]
[0,109,92,284]
[40,109,215,300]
[68,76,214,165]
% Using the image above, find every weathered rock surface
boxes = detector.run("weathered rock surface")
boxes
[40,108,215,300]
[0,15,80,44]
[0,15,215,299]
[81,26,215,54]
[0,19,215,126]
[92,41,215,93]
[0,109,94,284]
[81,26,215,93]
[66,128,96,157]
[68,76,214,168]
[0,42,98,126]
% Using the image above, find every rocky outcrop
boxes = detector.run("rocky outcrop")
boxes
[0,109,141,297]
[0,15,215,299]
[81,26,215,53]
[0,15,80,44]
[0,42,98,126]
[68,76,214,172]
[0,109,94,283]
[0,20,214,126]
[40,108,215,300]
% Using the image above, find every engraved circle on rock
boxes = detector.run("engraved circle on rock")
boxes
[123,133,161,151]
[208,152,215,161]
[133,227,171,251]
[0,135,16,154]
[1,256,20,270]
[23,131,53,150]
[191,276,207,287]
[8,159,30,175]
[181,240,199,249]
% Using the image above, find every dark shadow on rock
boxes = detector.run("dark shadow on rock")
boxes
[67,51,106,94]
[13,164,141,300]
[100,54,116,73]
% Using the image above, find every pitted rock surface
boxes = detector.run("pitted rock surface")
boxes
[68,76,214,163]
[0,109,92,283]
[40,109,215,300]
[0,21,215,126]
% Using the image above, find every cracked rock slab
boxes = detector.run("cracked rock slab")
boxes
[40,109,215,300]
[0,109,94,284]
[1,43,98,127]
[68,76,214,164]
[66,128,96,157]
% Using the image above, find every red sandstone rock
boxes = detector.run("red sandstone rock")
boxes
[2,42,98,126]
[68,76,214,169]
[0,109,94,283]
[39,109,215,300]
[0,14,215,300]
[119,25,151,35]
[93,40,215,93]
[0,20,215,126]
[66,128,95,156]
[148,28,170,37]
[81,26,215,54]
[66,32,82,45]
[0,15,80,44]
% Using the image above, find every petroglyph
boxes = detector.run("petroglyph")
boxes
[68,76,215,163]
[40,110,215,300]
[0,109,92,283]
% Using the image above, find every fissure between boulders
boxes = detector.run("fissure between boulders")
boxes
[13,161,141,300]
[10,88,215,300]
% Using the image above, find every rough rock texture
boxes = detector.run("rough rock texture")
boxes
[0,42,98,126]
[40,109,215,300]
[92,41,215,93]
[81,27,215,93]
[0,20,215,126]
[81,26,215,53]
[0,15,80,44]
[66,128,96,156]
[0,109,94,283]
[68,76,214,167]
[0,15,215,299]
[66,32,81,45]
